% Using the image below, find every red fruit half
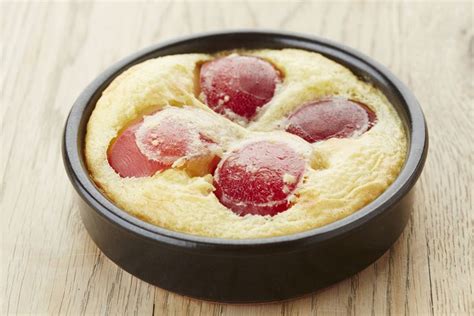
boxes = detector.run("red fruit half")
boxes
[200,55,281,120]
[285,97,377,143]
[107,122,167,178]
[108,110,217,178]
[214,141,305,216]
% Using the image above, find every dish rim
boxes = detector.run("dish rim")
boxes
[62,29,428,250]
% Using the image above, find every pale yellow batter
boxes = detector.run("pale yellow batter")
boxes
[85,49,407,239]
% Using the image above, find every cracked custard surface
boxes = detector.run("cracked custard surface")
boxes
[85,49,407,239]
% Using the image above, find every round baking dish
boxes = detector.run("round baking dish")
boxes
[62,30,428,303]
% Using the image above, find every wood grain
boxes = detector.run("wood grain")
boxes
[1,1,472,315]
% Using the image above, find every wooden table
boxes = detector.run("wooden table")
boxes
[2,1,472,315]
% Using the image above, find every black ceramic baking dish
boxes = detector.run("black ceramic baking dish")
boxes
[62,30,428,303]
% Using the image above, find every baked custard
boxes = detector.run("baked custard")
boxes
[85,49,407,239]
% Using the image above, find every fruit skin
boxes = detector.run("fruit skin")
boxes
[200,55,281,120]
[285,97,377,143]
[107,112,218,178]
[213,141,305,216]
[136,118,191,166]
[107,122,168,178]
